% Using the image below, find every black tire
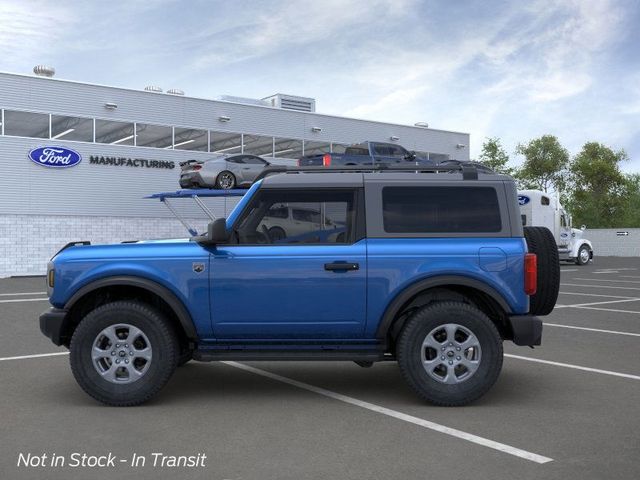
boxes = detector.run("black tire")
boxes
[268,227,286,242]
[576,244,591,266]
[215,171,236,190]
[397,302,503,406]
[69,301,178,406]
[524,226,560,315]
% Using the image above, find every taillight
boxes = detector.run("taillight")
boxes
[524,253,537,295]
[192,165,202,171]
[322,153,331,167]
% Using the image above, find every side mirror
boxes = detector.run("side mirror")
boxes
[404,151,417,160]
[581,225,586,231]
[206,218,229,244]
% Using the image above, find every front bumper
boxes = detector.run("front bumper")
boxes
[39,308,69,346]
[508,315,542,346]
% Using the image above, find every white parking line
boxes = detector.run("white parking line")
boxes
[223,361,553,464]
[544,323,640,337]
[0,352,69,362]
[559,291,638,299]
[595,268,636,272]
[554,298,640,309]
[505,354,640,380]
[0,292,47,296]
[620,275,640,279]
[561,269,579,272]
[0,298,49,304]
[571,306,640,315]
[573,278,640,284]
[561,283,640,291]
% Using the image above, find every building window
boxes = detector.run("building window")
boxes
[95,119,135,145]
[173,127,208,151]
[210,131,243,154]
[382,186,502,233]
[303,140,331,156]
[51,115,93,142]
[429,153,450,162]
[136,123,172,149]
[273,137,303,160]
[243,134,274,157]
[3,110,49,138]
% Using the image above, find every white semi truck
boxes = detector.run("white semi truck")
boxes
[518,190,594,265]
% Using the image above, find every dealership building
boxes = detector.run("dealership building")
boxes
[0,68,470,277]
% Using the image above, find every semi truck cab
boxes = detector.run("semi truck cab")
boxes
[518,190,594,265]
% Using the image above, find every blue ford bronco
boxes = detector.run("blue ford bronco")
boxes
[39,164,560,406]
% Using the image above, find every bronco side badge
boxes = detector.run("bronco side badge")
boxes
[192,262,205,273]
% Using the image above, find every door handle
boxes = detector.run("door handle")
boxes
[324,262,359,272]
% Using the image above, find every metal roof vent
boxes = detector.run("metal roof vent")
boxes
[144,85,163,93]
[262,94,316,112]
[33,65,55,77]
[216,95,270,107]
[167,88,185,96]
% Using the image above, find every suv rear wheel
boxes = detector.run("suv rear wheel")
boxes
[70,301,178,406]
[397,302,503,406]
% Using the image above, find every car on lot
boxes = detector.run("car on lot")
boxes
[40,164,560,407]
[179,154,270,189]
[298,141,434,167]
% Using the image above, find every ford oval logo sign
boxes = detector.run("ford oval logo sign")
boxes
[28,146,82,168]
[518,195,530,206]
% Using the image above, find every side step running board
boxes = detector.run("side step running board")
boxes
[193,349,394,362]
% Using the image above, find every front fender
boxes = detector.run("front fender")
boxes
[571,240,593,258]
[63,274,198,340]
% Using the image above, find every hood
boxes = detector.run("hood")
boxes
[53,238,198,263]
[572,228,584,240]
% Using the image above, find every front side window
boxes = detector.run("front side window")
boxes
[242,155,268,165]
[235,190,355,245]
[382,186,502,233]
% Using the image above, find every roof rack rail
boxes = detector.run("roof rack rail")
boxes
[254,163,484,182]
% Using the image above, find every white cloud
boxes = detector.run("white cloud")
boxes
[0,0,74,66]
[190,0,418,69]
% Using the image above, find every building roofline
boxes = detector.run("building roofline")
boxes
[0,70,470,137]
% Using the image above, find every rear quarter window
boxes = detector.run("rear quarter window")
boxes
[382,186,502,233]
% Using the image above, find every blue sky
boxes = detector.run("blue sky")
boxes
[1,0,639,171]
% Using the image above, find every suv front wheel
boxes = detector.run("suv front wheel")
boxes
[397,301,503,406]
[70,301,179,406]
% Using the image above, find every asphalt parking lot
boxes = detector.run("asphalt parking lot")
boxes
[1,257,639,480]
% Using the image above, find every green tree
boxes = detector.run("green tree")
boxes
[478,137,513,175]
[620,173,640,228]
[514,135,569,193]
[568,142,630,228]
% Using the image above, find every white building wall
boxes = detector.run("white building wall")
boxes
[0,215,211,277]
[586,229,640,257]
[0,71,471,277]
